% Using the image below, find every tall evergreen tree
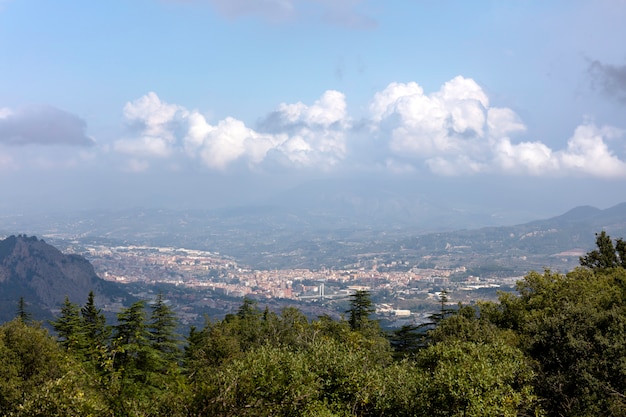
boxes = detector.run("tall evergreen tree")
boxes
[50,296,83,352]
[112,300,155,384]
[15,297,32,324]
[429,289,455,323]
[234,297,262,350]
[388,324,421,358]
[346,290,375,331]
[80,291,109,362]
[148,292,180,367]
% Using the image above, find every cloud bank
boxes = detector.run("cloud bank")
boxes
[0,106,94,147]
[115,90,350,171]
[369,76,626,178]
[4,77,623,179]
[113,76,626,178]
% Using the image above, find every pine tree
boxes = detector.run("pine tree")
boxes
[112,300,154,383]
[16,296,32,324]
[346,290,375,331]
[148,292,180,367]
[80,291,109,362]
[389,324,421,358]
[50,296,84,352]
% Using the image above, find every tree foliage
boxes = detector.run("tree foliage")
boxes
[50,296,83,352]
[346,289,376,331]
[16,296,32,324]
[580,230,626,270]
[9,231,626,416]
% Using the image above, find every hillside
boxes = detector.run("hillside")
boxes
[0,202,625,272]
[0,235,127,323]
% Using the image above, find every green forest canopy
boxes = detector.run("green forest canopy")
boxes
[1,231,626,416]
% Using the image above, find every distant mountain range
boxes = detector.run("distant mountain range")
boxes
[0,201,625,272]
[0,202,624,323]
[387,202,626,275]
[0,235,127,324]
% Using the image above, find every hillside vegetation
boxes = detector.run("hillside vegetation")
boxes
[1,231,626,416]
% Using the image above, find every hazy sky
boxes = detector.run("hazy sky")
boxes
[1,0,625,218]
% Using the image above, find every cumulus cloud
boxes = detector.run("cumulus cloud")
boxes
[194,117,279,170]
[190,89,350,169]
[115,90,350,171]
[0,105,94,147]
[114,92,184,158]
[173,0,376,28]
[369,77,626,178]
[492,123,626,177]
[588,60,626,103]
[114,77,626,179]
[557,123,626,177]
[493,139,557,175]
[369,76,491,158]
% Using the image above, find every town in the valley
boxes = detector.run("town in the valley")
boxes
[67,242,522,326]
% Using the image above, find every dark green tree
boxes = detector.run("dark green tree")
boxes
[109,299,189,417]
[148,292,180,366]
[50,296,84,352]
[0,319,112,416]
[15,297,32,324]
[112,300,154,381]
[430,289,455,322]
[346,290,375,331]
[234,297,263,350]
[80,291,110,361]
[405,290,458,349]
[413,340,539,417]
[483,267,626,415]
[388,324,421,359]
[580,230,626,270]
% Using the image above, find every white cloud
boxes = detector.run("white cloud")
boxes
[492,123,626,177]
[196,117,279,170]
[114,92,188,163]
[487,107,526,139]
[276,90,347,126]
[493,138,557,175]
[368,77,626,178]
[261,90,349,167]
[123,91,182,140]
[557,123,626,177]
[111,77,626,179]
[115,90,349,171]
[369,76,491,158]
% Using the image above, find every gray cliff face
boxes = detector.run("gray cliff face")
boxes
[0,235,125,322]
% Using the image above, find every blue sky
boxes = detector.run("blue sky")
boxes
[1,0,625,220]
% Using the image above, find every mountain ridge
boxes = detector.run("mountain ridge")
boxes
[0,235,128,323]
